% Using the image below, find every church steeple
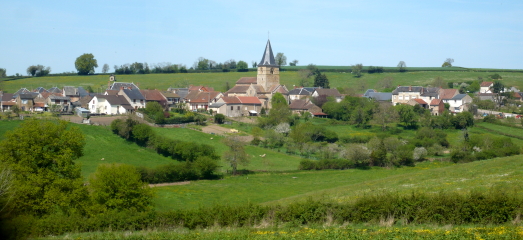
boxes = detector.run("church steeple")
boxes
[257,39,280,92]
[258,40,277,67]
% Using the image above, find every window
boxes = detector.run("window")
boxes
[22,100,28,104]
[231,106,233,110]
[133,99,136,103]
[237,106,240,110]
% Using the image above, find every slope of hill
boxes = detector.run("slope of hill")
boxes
[153,155,523,211]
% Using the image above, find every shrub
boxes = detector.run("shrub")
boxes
[299,159,355,170]
[214,114,225,124]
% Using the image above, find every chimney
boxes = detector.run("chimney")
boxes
[120,86,124,91]
[421,87,424,94]
[409,86,412,91]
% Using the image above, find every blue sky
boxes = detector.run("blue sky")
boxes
[1,0,522,75]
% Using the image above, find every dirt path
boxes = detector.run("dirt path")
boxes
[149,181,190,188]
[201,124,253,142]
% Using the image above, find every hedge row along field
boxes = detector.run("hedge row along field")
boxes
[7,189,523,238]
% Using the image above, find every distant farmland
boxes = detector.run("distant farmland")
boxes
[2,67,523,94]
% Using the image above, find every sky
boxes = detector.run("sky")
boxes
[1,0,522,75]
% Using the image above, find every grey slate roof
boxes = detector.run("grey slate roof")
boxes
[367,92,392,101]
[13,88,31,97]
[288,88,312,96]
[363,89,376,97]
[34,87,47,93]
[392,86,424,95]
[451,94,468,100]
[48,87,62,93]
[258,40,277,67]
[19,93,38,99]
[110,82,139,90]
[49,95,71,100]
[209,102,226,108]
[122,88,145,100]
[168,88,189,99]
[77,87,89,97]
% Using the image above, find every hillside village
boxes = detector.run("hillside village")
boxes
[0,40,520,120]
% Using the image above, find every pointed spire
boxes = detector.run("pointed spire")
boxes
[258,39,277,67]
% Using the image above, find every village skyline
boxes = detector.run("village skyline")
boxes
[1,0,523,76]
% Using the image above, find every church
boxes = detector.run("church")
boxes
[223,40,288,110]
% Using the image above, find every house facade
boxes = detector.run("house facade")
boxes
[446,94,473,113]
[88,95,132,115]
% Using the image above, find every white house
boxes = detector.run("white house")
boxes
[88,95,133,115]
[445,94,473,113]
[480,82,493,93]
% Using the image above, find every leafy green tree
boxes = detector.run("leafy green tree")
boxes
[259,92,291,128]
[89,163,154,212]
[289,59,299,66]
[102,63,110,73]
[442,58,454,67]
[75,53,98,75]
[395,104,418,129]
[491,80,505,108]
[451,112,474,129]
[397,61,406,72]
[0,119,87,215]
[222,136,249,175]
[237,60,248,72]
[0,68,6,78]
[467,81,481,92]
[489,73,502,80]
[351,63,363,78]
[432,76,445,88]
[269,92,290,117]
[275,52,287,67]
[197,57,210,70]
[313,70,330,88]
[145,101,163,115]
[27,65,38,76]
[214,114,225,124]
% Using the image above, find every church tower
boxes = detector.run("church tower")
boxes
[257,40,280,91]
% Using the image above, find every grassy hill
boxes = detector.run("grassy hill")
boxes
[153,155,523,211]
[2,69,523,94]
[0,120,304,177]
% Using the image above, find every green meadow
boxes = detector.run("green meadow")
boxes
[153,127,304,172]
[2,69,523,94]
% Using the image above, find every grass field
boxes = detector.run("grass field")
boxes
[0,120,176,178]
[153,127,304,172]
[153,154,523,211]
[2,70,523,94]
[38,225,523,240]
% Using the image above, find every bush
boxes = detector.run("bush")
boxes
[214,114,225,124]
[89,163,154,212]
[299,159,355,170]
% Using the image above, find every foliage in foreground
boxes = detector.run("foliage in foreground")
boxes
[37,226,523,240]
[5,189,523,238]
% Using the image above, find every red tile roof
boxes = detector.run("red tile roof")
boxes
[221,96,241,104]
[430,99,442,105]
[140,89,166,101]
[237,96,261,104]
[413,99,428,105]
[480,81,493,87]
[236,77,257,84]
[439,89,458,100]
